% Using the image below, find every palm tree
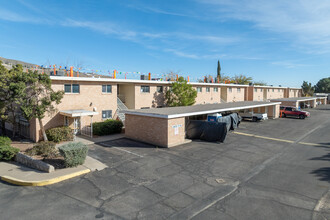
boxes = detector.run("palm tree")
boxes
[232,74,253,85]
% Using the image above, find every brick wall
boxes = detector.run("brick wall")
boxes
[32,80,117,141]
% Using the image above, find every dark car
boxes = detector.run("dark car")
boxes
[280,106,310,119]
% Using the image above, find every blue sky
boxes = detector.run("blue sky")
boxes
[0,0,329,87]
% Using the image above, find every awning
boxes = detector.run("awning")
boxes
[60,109,98,117]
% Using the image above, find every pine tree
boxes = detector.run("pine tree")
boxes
[217,60,221,82]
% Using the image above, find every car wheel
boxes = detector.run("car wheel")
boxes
[299,114,305,119]
[252,117,257,122]
[282,113,286,118]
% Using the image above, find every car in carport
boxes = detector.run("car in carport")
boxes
[280,106,310,119]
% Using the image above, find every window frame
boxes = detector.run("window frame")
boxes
[102,110,112,119]
[228,88,232,93]
[196,87,202,93]
[102,85,112,93]
[64,84,80,94]
[237,88,241,93]
[213,87,218,92]
[206,87,210,93]
[141,85,150,93]
[157,86,163,93]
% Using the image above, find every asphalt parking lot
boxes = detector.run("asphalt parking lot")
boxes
[0,105,329,220]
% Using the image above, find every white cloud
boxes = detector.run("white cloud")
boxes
[197,0,330,52]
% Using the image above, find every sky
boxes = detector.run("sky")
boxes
[0,0,329,87]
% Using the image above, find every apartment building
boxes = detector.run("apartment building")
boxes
[246,86,301,101]
[221,85,247,102]
[23,76,302,142]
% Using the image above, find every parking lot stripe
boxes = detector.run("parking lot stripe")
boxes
[298,142,329,147]
[233,131,295,143]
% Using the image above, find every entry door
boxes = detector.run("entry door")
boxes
[73,117,81,135]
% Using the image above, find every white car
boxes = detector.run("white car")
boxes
[239,111,268,122]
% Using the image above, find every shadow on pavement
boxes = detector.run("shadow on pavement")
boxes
[96,138,157,149]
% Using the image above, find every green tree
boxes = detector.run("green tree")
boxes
[232,74,253,85]
[301,81,314,97]
[217,60,221,82]
[253,81,267,86]
[20,70,64,141]
[0,61,9,135]
[165,77,197,107]
[0,63,27,138]
[314,77,330,93]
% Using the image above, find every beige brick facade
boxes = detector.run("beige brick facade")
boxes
[31,80,117,141]
[194,86,221,104]
[125,114,186,147]
[221,86,246,102]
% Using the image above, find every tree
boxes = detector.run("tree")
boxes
[253,81,267,86]
[165,76,197,107]
[301,81,314,97]
[314,77,330,93]
[20,70,64,141]
[217,60,221,82]
[0,63,27,138]
[232,74,253,85]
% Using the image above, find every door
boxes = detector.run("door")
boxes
[73,117,81,135]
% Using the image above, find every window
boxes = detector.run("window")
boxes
[278,89,280,92]
[64,116,69,126]
[206,87,210,92]
[102,85,112,93]
[268,89,270,92]
[141,85,150,93]
[254,88,257,92]
[64,84,71,93]
[272,89,275,92]
[102,110,112,119]
[260,88,263,92]
[197,87,202,93]
[214,87,218,92]
[228,88,232,93]
[237,88,241,93]
[64,84,80,93]
[157,86,163,93]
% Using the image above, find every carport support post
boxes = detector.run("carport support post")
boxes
[91,116,93,139]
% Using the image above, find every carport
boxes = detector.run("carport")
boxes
[123,101,281,148]
[270,97,326,109]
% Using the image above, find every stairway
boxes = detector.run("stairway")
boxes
[117,97,128,124]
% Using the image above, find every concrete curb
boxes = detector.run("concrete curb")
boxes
[1,169,90,186]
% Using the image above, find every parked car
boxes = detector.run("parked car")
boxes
[280,106,310,119]
[238,110,268,122]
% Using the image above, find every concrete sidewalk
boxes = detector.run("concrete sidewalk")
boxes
[0,156,108,186]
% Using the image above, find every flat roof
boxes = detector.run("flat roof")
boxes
[50,76,263,88]
[123,101,281,119]
[270,97,320,102]
[60,109,98,117]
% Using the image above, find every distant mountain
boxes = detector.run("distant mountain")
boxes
[0,56,110,78]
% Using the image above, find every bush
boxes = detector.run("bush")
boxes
[93,119,123,136]
[26,141,58,158]
[58,142,88,167]
[0,136,11,146]
[0,145,19,161]
[46,126,73,143]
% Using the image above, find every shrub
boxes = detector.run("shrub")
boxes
[58,142,88,167]
[26,141,58,158]
[0,136,11,146]
[93,119,123,136]
[46,126,73,143]
[0,145,19,161]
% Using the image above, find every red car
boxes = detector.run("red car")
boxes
[280,106,310,119]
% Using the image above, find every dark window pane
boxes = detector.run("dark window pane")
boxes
[102,85,106,93]
[72,84,79,93]
[64,84,71,93]
[157,86,163,93]
[102,110,112,119]
[107,85,112,93]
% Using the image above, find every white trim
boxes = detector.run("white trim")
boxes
[271,98,317,102]
[123,102,281,119]
[60,110,99,117]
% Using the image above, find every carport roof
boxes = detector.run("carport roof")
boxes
[123,101,281,119]
[270,97,318,102]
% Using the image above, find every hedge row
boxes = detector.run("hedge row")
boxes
[93,119,123,136]
[46,126,73,143]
